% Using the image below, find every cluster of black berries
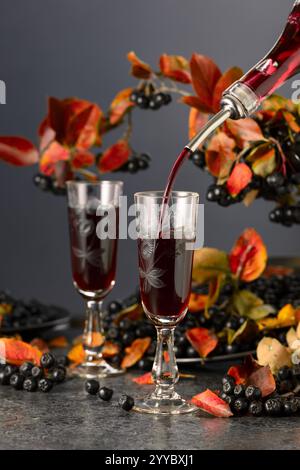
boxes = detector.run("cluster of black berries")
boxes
[118,153,151,174]
[193,120,300,226]
[269,204,300,227]
[0,352,67,393]
[247,273,300,312]
[85,379,134,411]
[0,290,69,332]
[220,369,300,417]
[189,150,206,169]
[33,174,66,196]
[130,90,172,110]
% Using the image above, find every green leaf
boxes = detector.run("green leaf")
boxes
[247,142,277,177]
[232,290,263,317]
[229,320,249,345]
[193,248,230,284]
[247,304,276,321]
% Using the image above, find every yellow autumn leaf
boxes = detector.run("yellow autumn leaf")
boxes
[257,304,296,330]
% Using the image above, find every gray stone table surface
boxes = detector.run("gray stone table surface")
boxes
[0,364,300,450]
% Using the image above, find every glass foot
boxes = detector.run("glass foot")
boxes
[134,391,197,415]
[69,359,125,379]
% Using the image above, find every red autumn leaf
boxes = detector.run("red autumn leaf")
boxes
[47,97,102,149]
[181,95,211,113]
[0,137,39,167]
[186,327,218,358]
[188,293,208,312]
[227,163,253,197]
[0,338,41,366]
[98,140,131,173]
[206,131,236,178]
[40,141,70,176]
[227,356,260,384]
[66,103,102,149]
[48,336,69,348]
[190,54,222,113]
[72,151,95,169]
[38,117,56,151]
[188,108,209,140]
[277,110,300,133]
[191,389,233,417]
[247,366,276,397]
[229,228,268,282]
[30,338,49,354]
[133,372,153,385]
[102,341,120,358]
[227,365,247,385]
[127,51,152,79]
[121,337,151,369]
[225,118,264,149]
[212,67,243,113]
[159,54,191,84]
[109,88,134,126]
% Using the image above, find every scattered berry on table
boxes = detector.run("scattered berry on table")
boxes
[85,379,100,396]
[38,378,53,393]
[9,373,25,390]
[119,394,135,411]
[50,367,66,384]
[264,398,282,416]
[98,387,114,401]
[19,362,34,377]
[31,366,44,380]
[283,400,298,416]
[23,377,38,392]
[249,400,263,416]
[232,398,248,414]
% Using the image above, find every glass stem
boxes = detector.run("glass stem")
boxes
[83,300,105,363]
[152,326,179,399]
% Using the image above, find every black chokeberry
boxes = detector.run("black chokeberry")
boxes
[245,385,262,401]
[10,373,24,390]
[266,173,285,188]
[23,377,38,392]
[108,300,122,315]
[85,379,100,395]
[130,90,140,103]
[98,387,113,401]
[249,400,263,416]
[50,367,66,384]
[3,364,18,381]
[264,398,282,416]
[277,366,292,381]
[40,353,56,369]
[127,160,138,174]
[119,394,135,411]
[31,366,43,380]
[33,173,52,191]
[223,380,235,395]
[222,375,235,386]
[233,398,248,414]
[136,95,149,109]
[234,384,246,398]
[191,151,206,169]
[38,378,53,393]
[283,400,298,416]
[163,93,172,105]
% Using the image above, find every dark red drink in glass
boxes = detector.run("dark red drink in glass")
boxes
[138,237,194,320]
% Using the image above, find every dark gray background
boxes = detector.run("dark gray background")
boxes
[0,0,298,315]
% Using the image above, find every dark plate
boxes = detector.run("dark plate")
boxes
[0,309,71,340]
[176,350,256,364]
